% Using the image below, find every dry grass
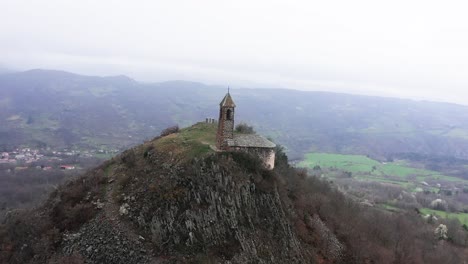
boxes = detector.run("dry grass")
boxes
[149,122,217,163]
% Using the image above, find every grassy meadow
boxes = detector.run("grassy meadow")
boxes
[298,153,468,190]
[150,122,217,163]
[420,208,468,226]
[299,152,468,224]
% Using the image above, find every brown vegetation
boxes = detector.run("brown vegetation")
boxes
[235,123,255,134]
[160,125,180,137]
[0,156,104,221]
[0,162,108,263]
[1,133,467,263]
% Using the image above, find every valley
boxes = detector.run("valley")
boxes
[3,70,468,222]
[299,152,468,225]
[4,1,468,261]
[4,70,468,162]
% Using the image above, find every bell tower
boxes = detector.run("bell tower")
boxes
[216,91,236,150]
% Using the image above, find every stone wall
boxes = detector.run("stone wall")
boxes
[216,107,234,149]
[233,147,276,170]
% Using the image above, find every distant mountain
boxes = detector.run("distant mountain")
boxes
[0,66,13,75]
[2,69,468,161]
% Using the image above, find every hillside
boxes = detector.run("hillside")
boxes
[1,123,467,263]
[3,70,468,162]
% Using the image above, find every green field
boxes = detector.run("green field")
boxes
[379,203,401,212]
[420,208,468,225]
[298,153,468,189]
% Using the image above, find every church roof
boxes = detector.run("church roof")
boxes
[227,134,276,148]
[219,93,236,107]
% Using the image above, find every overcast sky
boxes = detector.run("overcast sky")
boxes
[1,0,468,104]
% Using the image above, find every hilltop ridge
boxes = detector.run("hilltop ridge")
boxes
[0,123,321,263]
[1,123,467,263]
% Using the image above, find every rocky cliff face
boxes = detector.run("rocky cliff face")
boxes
[120,152,309,263]
[51,124,330,263]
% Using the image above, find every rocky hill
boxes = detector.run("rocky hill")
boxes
[1,123,467,263]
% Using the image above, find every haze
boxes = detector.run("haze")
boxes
[1,0,468,105]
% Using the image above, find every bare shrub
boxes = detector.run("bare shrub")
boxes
[235,123,255,134]
[160,125,180,137]
[49,170,106,231]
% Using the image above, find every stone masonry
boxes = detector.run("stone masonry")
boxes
[215,92,276,170]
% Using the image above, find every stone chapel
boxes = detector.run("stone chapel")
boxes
[216,92,276,170]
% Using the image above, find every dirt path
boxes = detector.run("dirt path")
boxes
[102,178,156,259]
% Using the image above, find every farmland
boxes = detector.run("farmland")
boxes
[298,153,468,189]
[420,208,468,226]
[299,152,468,224]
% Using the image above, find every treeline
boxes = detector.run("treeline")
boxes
[0,156,104,221]
[392,152,468,180]
[0,164,108,264]
[0,169,66,210]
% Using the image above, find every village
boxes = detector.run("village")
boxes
[0,147,119,172]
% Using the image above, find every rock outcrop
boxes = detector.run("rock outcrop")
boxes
[0,124,334,263]
[122,153,308,263]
